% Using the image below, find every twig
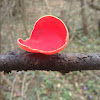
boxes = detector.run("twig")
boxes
[21,72,27,100]
[68,0,95,16]
[87,71,100,81]
[34,71,40,100]
[1,73,26,99]
[88,0,100,11]
[10,73,18,100]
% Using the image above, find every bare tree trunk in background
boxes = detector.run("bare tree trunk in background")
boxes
[60,10,70,32]
[0,18,2,53]
[87,0,100,36]
[60,10,66,23]
[80,0,88,34]
[12,0,20,16]
[11,0,29,37]
[19,0,29,37]
[99,20,100,36]
[32,0,39,21]
[0,0,3,53]
[0,1,6,100]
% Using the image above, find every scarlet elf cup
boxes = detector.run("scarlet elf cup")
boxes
[17,15,69,55]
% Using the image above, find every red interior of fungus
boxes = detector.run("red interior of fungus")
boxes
[18,16,69,55]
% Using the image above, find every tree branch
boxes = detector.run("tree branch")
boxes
[88,0,100,11]
[0,50,100,73]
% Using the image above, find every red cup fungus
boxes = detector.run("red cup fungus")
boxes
[17,15,69,55]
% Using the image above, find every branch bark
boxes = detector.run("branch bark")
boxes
[0,51,100,73]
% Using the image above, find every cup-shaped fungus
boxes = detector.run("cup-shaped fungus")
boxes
[17,15,69,55]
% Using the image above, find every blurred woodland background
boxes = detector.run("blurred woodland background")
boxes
[0,0,100,100]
